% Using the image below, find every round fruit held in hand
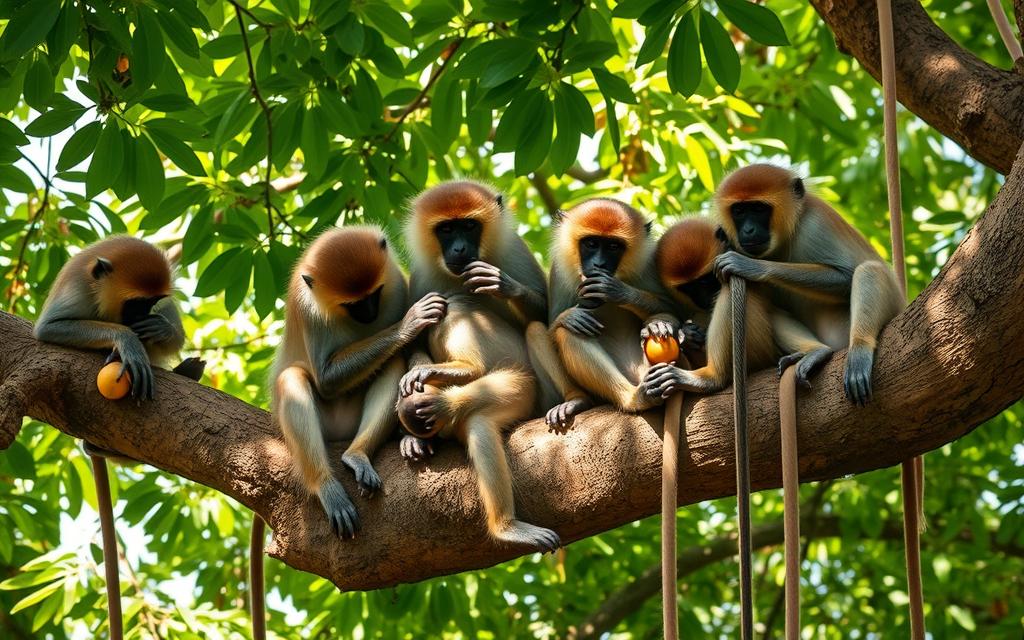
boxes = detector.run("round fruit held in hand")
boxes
[644,335,680,364]
[97,362,131,400]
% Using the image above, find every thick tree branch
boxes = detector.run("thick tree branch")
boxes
[2,143,1024,592]
[812,0,1024,174]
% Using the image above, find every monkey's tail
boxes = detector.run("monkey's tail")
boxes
[250,515,267,640]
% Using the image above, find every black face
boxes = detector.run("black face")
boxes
[435,218,482,274]
[730,201,773,256]
[677,272,721,311]
[121,296,166,326]
[343,286,383,324]
[579,235,626,277]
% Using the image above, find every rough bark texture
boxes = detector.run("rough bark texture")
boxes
[811,0,1024,174]
[1,142,1023,591]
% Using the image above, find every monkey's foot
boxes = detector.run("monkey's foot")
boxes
[844,345,875,406]
[318,479,360,538]
[778,347,834,388]
[173,357,206,381]
[493,521,561,553]
[399,434,434,462]
[546,398,593,433]
[341,452,382,495]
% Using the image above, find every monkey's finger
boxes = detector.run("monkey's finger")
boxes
[472,285,501,294]
[464,276,501,288]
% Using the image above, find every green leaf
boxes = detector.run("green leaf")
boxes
[132,7,166,92]
[2,441,35,479]
[47,0,81,64]
[87,0,132,51]
[145,183,206,229]
[715,0,789,46]
[0,0,60,61]
[685,135,714,190]
[558,82,595,137]
[271,102,304,170]
[134,134,165,210]
[252,248,277,319]
[140,93,196,112]
[636,18,672,69]
[360,3,414,47]
[181,206,214,265]
[23,57,54,110]
[0,118,29,147]
[550,91,580,176]
[611,0,661,19]
[699,8,740,93]
[320,90,363,137]
[431,72,462,148]
[56,121,102,171]
[212,90,253,165]
[24,105,87,137]
[223,249,253,313]
[194,247,246,297]
[602,93,620,153]
[667,12,702,97]
[591,67,638,104]
[493,89,536,153]
[148,128,206,175]
[301,106,328,181]
[85,120,124,198]
[479,40,538,89]
[513,92,553,176]
[334,13,365,56]
[155,7,200,59]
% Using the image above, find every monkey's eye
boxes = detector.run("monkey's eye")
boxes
[462,219,478,230]
[437,223,452,234]
[607,242,624,253]
[584,238,599,249]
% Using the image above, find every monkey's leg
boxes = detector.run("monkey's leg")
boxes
[772,313,833,388]
[845,261,904,405]
[342,357,403,493]
[554,329,654,412]
[275,366,359,537]
[526,321,593,430]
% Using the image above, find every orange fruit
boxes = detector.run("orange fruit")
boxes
[644,336,680,364]
[97,362,131,400]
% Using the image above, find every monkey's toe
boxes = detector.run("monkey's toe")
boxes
[844,348,874,406]
[342,454,382,494]
[495,521,562,553]
[318,481,360,538]
[777,352,804,376]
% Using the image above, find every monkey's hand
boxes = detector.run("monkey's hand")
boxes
[545,397,593,433]
[713,251,769,283]
[577,272,630,307]
[679,320,706,350]
[640,318,677,343]
[400,292,447,340]
[113,334,155,400]
[461,260,519,298]
[130,314,177,344]
[558,307,604,337]
[399,435,435,462]
[641,363,688,400]
[399,365,437,397]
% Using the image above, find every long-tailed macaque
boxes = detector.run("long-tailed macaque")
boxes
[397,180,560,552]
[271,226,446,537]
[642,214,836,399]
[712,164,903,403]
[34,236,205,640]
[547,198,677,414]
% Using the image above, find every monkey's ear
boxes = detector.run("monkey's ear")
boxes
[553,209,567,223]
[495,194,504,209]
[714,226,729,243]
[792,177,805,198]
[644,220,653,234]
[379,237,387,250]
[92,257,113,279]
[301,274,314,288]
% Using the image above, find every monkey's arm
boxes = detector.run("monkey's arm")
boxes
[460,260,547,325]
[714,252,851,302]
[130,297,186,351]
[319,293,447,396]
[577,274,674,319]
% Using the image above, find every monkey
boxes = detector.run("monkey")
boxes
[270,225,446,537]
[396,180,561,552]
[33,235,206,640]
[641,214,837,400]
[545,198,679,418]
[712,164,903,404]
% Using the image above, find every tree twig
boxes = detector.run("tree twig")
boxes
[7,140,52,312]
[566,163,609,183]
[383,38,465,143]
[233,3,275,239]
[551,0,585,70]
[227,0,274,29]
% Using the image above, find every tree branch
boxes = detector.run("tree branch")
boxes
[565,163,609,184]
[2,142,1024,591]
[811,0,1024,174]
[383,38,464,143]
[529,172,560,216]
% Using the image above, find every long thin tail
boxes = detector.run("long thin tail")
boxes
[250,515,266,640]
[779,367,800,640]
[91,455,123,640]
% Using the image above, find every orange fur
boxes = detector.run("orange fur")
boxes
[409,180,503,257]
[69,237,172,320]
[556,198,650,279]
[715,164,800,248]
[295,226,388,310]
[656,218,722,287]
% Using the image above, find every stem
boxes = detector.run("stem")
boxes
[383,38,465,143]
[7,140,53,312]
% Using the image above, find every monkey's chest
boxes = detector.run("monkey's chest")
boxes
[427,294,529,369]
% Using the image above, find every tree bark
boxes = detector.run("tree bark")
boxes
[812,0,1024,174]
[2,142,1024,591]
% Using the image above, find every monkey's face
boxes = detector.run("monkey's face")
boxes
[676,272,721,311]
[729,201,773,256]
[121,295,168,326]
[578,235,626,277]
[342,285,383,324]
[434,218,482,274]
